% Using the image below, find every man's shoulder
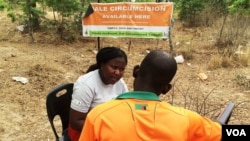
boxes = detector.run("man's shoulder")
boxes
[161,102,200,117]
[87,100,124,120]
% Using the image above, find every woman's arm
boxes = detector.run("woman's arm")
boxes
[69,108,88,131]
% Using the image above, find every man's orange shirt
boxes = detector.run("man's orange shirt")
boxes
[79,91,222,141]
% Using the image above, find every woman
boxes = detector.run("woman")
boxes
[68,46,128,141]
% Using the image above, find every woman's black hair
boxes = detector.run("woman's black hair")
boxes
[86,47,127,73]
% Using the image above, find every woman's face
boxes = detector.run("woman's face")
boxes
[100,57,127,84]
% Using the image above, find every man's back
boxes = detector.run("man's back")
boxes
[80,91,221,141]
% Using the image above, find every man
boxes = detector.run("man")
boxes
[79,50,222,141]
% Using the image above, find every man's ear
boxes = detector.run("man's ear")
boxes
[161,84,172,94]
[133,65,140,78]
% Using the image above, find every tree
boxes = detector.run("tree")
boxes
[174,0,204,27]
[216,0,250,56]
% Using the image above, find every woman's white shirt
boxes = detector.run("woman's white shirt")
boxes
[70,69,128,113]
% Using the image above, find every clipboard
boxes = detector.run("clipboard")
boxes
[216,102,235,125]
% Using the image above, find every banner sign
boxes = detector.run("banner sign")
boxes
[82,2,173,38]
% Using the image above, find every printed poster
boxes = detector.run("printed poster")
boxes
[82,2,173,38]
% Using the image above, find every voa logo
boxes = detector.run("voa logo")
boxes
[226,129,246,136]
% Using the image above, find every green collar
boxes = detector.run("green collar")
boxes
[116,91,161,101]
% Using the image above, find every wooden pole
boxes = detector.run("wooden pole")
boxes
[97,0,101,50]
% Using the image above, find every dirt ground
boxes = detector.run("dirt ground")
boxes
[0,11,250,141]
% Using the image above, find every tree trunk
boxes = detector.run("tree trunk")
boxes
[30,0,40,30]
[27,0,34,42]
[169,18,174,54]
